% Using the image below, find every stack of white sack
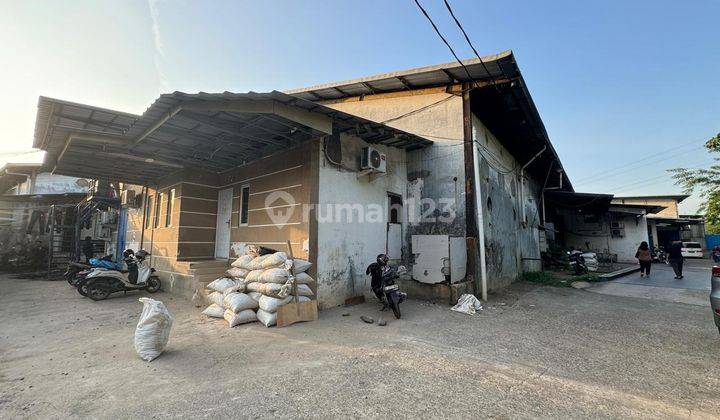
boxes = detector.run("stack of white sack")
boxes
[201,276,258,327]
[581,252,599,272]
[230,250,315,327]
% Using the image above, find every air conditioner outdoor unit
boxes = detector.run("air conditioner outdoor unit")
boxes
[360,146,386,173]
[610,221,624,229]
[610,228,625,238]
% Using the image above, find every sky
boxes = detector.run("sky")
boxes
[1,0,718,213]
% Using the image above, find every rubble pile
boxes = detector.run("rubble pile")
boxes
[201,248,314,328]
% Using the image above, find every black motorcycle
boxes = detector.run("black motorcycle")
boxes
[568,251,588,275]
[378,265,408,319]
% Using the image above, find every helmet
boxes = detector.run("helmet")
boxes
[376,254,389,266]
[122,249,135,259]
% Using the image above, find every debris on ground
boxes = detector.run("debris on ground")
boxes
[571,281,591,289]
[342,313,350,317]
[377,319,387,326]
[360,315,374,324]
[450,294,483,315]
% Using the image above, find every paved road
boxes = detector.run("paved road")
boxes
[1,274,719,418]
[589,258,713,306]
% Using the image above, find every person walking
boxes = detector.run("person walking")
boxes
[635,241,652,278]
[667,240,684,279]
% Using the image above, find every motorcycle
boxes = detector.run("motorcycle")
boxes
[568,250,588,275]
[377,265,408,319]
[652,247,668,264]
[84,249,161,301]
[65,256,121,287]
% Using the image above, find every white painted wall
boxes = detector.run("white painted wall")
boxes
[316,134,408,308]
[562,211,649,263]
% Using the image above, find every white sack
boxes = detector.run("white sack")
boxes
[256,309,277,327]
[207,291,224,308]
[450,294,483,315]
[224,308,257,327]
[207,277,237,293]
[258,267,290,284]
[223,292,259,313]
[294,272,315,285]
[246,254,271,270]
[225,267,249,279]
[290,258,312,273]
[261,252,287,269]
[244,269,264,283]
[259,295,310,313]
[230,254,253,269]
[246,282,313,298]
[202,303,225,318]
[223,282,246,296]
[134,298,173,362]
[248,291,262,302]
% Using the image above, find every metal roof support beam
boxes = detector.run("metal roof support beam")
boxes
[177,110,287,148]
[70,150,185,169]
[133,106,183,146]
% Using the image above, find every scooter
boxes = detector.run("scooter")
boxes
[378,265,408,319]
[84,249,161,301]
[568,250,588,275]
[65,256,121,287]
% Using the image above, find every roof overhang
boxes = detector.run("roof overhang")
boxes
[545,191,614,212]
[0,162,42,194]
[288,50,572,191]
[609,203,667,214]
[34,91,432,185]
[613,194,691,203]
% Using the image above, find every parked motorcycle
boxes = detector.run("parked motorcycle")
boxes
[84,249,160,301]
[65,256,121,286]
[378,265,408,319]
[652,247,668,264]
[568,250,588,275]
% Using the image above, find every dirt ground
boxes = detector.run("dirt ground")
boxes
[1,274,719,418]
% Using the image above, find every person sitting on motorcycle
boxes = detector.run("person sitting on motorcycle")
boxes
[366,254,389,301]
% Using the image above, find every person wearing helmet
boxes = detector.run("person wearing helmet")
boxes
[366,254,389,300]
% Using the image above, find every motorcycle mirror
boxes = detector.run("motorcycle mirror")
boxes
[396,265,408,275]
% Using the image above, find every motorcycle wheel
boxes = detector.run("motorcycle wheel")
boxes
[77,282,89,297]
[389,298,401,319]
[87,285,111,301]
[146,277,161,293]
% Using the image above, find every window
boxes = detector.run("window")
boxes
[154,192,162,228]
[145,195,154,229]
[239,185,250,225]
[166,189,175,227]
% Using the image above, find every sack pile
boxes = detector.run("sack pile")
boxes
[200,250,314,327]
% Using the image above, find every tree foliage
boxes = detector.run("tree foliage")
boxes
[670,133,720,233]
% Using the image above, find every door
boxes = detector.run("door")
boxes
[214,188,233,258]
[386,193,403,260]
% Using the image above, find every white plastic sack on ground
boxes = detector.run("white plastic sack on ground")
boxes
[223,282,246,296]
[246,282,313,298]
[223,292,259,313]
[231,254,253,269]
[244,269,264,283]
[451,294,483,315]
[261,252,287,269]
[225,267,249,279]
[207,291,224,308]
[248,291,262,302]
[256,309,277,327]
[258,295,310,313]
[290,258,312,273]
[246,254,271,270]
[202,303,225,318]
[207,277,237,293]
[134,298,173,362]
[258,267,290,284]
[224,308,257,327]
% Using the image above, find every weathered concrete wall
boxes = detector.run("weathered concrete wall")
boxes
[316,134,408,308]
[561,210,649,263]
[473,114,542,289]
[613,197,680,219]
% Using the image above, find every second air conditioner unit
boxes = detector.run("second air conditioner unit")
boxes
[360,146,387,173]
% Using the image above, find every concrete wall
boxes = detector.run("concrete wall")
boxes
[613,197,680,219]
[561,211,649,263]
[316,134,408,308]
[473,114,542,289]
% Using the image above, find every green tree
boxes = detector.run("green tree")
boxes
[670,133,720,234]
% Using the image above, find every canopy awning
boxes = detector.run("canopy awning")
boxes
[34,91,432,185]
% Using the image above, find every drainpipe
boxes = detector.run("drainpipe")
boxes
[520,146,547,225]
[472,142,488,301]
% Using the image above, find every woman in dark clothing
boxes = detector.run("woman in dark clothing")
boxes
[667,240,684,279]
[635,241,652,278]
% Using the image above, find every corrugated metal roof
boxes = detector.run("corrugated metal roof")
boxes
[33,91,432,185]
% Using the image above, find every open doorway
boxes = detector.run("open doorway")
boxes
[386,193,402,260]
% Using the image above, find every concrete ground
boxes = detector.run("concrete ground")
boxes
[588,258,714,307]
[1,274,719,418]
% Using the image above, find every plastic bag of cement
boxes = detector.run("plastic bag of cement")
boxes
[223,292,259,313]
[244,269,263,283]
[451,294,483,315]
[223,282,246,296]
[207,277,237,293]
[247,282,314,298]
[134,298,173,362]
[261,252,287,269]
[230,255,253,269]
[290,258,312,273]
[259,295,310,313]
[258,267,290,284]
[207,291,225,308]
[226,267,250,279]
[202,303,225,318]
[224,308,257,327]
[256,309,277,327]
[247,291,262,302]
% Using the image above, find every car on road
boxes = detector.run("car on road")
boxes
[681,241,704,258]
[712,265,720,335]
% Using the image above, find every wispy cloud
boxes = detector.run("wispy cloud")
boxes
[148,0,169,92]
